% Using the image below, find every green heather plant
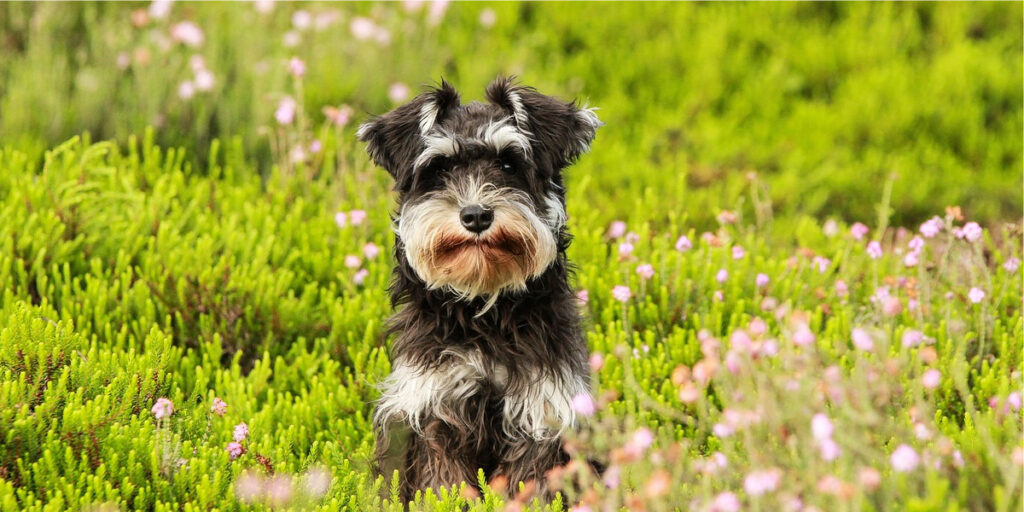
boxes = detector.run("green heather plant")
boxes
[0,2,1020,511]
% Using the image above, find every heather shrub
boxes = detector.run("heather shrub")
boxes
[0,2,1020,511]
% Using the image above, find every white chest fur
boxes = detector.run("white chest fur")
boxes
[375,348,588,441]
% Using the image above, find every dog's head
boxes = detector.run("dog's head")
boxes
[358,77,601,302]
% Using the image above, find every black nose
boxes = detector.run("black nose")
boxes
[460,204,494,233]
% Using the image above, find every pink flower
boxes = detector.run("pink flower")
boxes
[292,9,312,30]
[211,397,227,416]
[629,428,654,450]
[678,382,700,402]
[908,235,925,252]
[732,246,745,260]
[234,471,263,502]
[636,264,654,280]
[254,0,274,14]
[866,241,883,259]
[913,423,932,440]
[353,269,369,286]
[194,69,214,91]
[171,21,204,47]
[953,450,966,468]
[611,285,631,303]
[890,444,919,472]
[479,8,497,27]
[823,219,839,237]
[748,317,767,336]
[265,475,293,506]
[344,255,361,269]
[227,442,244,460]
[607,221,627,239]
[576,290,589,305]
[920,217,943,238]
[571,393,596,416]
[427,0,449,26]
[819,438,841,461]
[743,468,782,495]
[858,467,881,490]
[177,81,195,100]
[588,352,604,371]
[149,0,173,20]
[710,492,740,512]
[755,273,769,288]
[363,242,380,260]
[617,242,634,258]
[624,232,640,244]
[715,269,728,283]
[152,397,174,419]
[288,57,305,78]
[388,82,411,103]
[792,326,815,346]
[812,256,831,274]
[323,105,353,127]
[712,422,734,438]
[882,296,902,316]
[834,279,849,297]
[811,413,833,440]
[729,329,752,352]
[602,465,621,488]
[968,287,985,304]
[961,222,983,242]
[349,210,367,226]
[1008,391,1022,411]
[851,328,874,351]
[309,140,322,154]
[817,475,845,495]
[275,96,297,125]
[333,212,347,228]
[674,235,692,252]
[233,422,249,442]
[850,223,869,240]
[302,467,331,498]
[1004,257,1020,274]
[901,329,924,348]
[189,55,206,72]
[350,17,376,40]
[903,251,919,267]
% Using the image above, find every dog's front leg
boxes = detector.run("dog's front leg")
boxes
[402,417,477,503]
[494,436,568,498]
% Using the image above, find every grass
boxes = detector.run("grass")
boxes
[0,2,1021,511]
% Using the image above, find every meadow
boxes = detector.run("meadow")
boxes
[0,2,1021,511]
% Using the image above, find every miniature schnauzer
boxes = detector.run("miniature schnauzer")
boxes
[358,77,601,501]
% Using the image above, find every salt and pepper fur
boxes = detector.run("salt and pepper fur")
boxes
[359,77,601,502]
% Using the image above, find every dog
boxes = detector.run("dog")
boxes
[358,77,601,502]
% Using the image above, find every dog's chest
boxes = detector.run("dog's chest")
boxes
[375,348,587,440]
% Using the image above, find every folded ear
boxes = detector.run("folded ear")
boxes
[357,80,461,191]
[485,76,602,173]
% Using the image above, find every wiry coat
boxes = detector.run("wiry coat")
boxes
[359,77,601,502]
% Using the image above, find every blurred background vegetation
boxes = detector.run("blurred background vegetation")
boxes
[0,1,1020,229]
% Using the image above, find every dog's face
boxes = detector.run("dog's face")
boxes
[358,78,600,301]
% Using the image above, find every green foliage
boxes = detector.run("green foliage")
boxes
[0,2,1020,227]
[0,2,1020,511]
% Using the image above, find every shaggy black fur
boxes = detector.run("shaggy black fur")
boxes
[359,77,600,502]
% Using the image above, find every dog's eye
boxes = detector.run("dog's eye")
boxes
[499,159,515,172]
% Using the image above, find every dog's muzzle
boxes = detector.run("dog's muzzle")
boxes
[397,176,559,304]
